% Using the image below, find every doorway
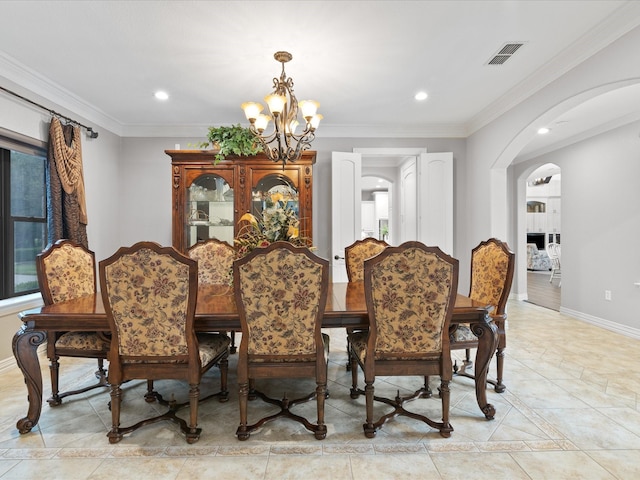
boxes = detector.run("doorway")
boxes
[361,176,392,243]
[525,163,561,311]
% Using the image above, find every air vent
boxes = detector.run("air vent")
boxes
[487,42,525,65]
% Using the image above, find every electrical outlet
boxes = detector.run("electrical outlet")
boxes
[605,290,612,301]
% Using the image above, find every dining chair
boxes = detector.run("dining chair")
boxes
[348,241,459,438]
[450,238,515,392]
[36,239,110,406]
[344,238,389,370]
[547,242,561,286]
[187,238,237,352]
[233,241,330,440]
[99,241,230,444]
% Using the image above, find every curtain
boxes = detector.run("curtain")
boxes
[46,117,88,248]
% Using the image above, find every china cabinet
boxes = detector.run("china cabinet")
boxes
[166,150,315,253]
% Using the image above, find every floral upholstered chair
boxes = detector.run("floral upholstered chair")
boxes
[343,238,389,369]
[36,239,110,406]
[99,241,230,444]
[348,241,458,438]
[233,241,330,440]
[345,238,389,282]
[188,238,237,352]
[450,238,515,393]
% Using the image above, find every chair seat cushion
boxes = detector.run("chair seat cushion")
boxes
[347,331,437,362]
[197,333,231,365]
[450,325,477,343]
[55,331,110,351]
[249,333,330,363]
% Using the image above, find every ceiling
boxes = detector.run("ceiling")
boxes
[1,1,640,159]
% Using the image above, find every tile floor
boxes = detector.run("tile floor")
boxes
[1,299,639,479]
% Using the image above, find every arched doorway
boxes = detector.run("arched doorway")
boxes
[524,163,561,310]
[490,80,640,307]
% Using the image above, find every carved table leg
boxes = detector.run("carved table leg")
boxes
[12,325,46,434]
[470,316,499,420]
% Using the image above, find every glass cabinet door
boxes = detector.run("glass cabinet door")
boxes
[251,173,299,220]
[186,173,234,247]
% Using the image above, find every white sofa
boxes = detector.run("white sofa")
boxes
[526,243,551,271]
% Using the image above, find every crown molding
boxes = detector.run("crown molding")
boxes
[0,51,123,136]
[466,2,640,136]
[120,122,468,139]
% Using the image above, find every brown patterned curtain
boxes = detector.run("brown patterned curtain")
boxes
[46,117,89,248]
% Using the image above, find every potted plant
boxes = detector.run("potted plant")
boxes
[206,124,262,163]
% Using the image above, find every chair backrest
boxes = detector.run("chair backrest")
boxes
[187,238,235,286]
[99,241,198,364]
[233,241,329,358]
[37,239,96,305]
[547,243,561,268]
[469,238,515,316]
[364,241,458,358]
[345,238,389,282]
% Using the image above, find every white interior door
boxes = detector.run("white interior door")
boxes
[418,152,453,254]
[400,159,418,242]
[331,151,362,282]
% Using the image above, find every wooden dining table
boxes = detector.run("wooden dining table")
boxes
[13,281,498,434]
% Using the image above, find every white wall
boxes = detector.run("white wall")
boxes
[463,25,640,339]
[513,120,640,335]
[0,86,121,361]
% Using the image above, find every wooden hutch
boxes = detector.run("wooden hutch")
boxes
[166,150,315,253]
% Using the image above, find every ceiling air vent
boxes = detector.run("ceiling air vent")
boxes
[487,42,525,65]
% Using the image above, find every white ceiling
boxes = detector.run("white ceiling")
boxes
[1,1,640,158]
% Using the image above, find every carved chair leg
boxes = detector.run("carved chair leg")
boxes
[47,356,62,406]
[144,380,156,403]
[315,382,327,440]
[439,379,453,438]
[236,382,250,440]
[363,381,376,438]
[96,358,108,382]
[349,352,360,399]
[229,331,237,354]
[219,357,229,402]
[186,383,201,444]
[420,376,433,398]
[108,384,123,444]
[494,347,506,393]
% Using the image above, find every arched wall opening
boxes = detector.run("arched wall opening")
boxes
[489,79,640,302]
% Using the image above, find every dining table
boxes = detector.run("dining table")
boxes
[13,281,498,434]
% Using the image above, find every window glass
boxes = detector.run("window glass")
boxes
[1,136,47,299]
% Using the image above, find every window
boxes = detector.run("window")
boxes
[1,129,47,300]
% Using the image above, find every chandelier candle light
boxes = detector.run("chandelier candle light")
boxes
[241,51,322,166]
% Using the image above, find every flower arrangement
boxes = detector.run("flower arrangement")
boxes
[234,192,311,257]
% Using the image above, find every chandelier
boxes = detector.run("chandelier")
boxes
[241,51,322,166]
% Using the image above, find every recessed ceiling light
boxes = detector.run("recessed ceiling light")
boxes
[154,91,169,101]
[414,91,428,101]
[537,127,550,135]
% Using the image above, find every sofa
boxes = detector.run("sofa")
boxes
[527,243,551,271]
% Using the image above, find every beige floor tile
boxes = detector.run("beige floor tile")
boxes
[2,299,640,479]
[87,457,187,480]
[430,451,530,479]
[585,450,640,479]
[266,455,352,480]
[0,457,104,480]
[177,456,269,478]
[350,453,440,479]
[510,450,617,479]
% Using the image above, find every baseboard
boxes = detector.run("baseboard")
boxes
[560,307,640,340]
[0,356,17,375]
